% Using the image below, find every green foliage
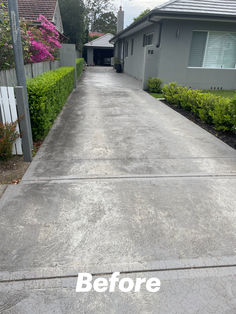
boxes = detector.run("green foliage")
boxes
[0,2,31,70]
[88,35,100,42]
[85,0,114,32]
[114,57,121,65]
[150,93,164,99]
[133,9,151,22]
[92,12,117,34]
[162,83,236,132]
[209,101,236,131]
[27,67,75,140]
[202,89,236,99]
[76,58,84,78]
[147,78,163,93]
[0,121,20,161]
[59,0,86,49]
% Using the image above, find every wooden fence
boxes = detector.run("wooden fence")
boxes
[0,60,60,87]
[0,86,22,155]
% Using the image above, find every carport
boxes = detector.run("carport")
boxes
[85,33,114,66]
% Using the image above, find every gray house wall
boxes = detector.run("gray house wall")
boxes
[121,23,160,81]
[87,47,94,66]
[116,19,236,90]
[157,19,236,90]
[53,0,64,34]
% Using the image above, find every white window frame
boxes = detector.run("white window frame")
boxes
[124,40,129,58]
[143,33,154,47]
[188,30,236,70]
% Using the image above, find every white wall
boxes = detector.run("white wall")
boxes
[53,0,64,34]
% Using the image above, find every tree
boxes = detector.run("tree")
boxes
[133,9,150,22]
[85,0,115,32]
[92,11,117,34]
[59,0,86,50]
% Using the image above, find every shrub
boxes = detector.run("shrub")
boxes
[147,78,163,93]
[76,58,84,79]
[162,83,236,132]
[0,121,20,161]
[209,99,236,132]
[28,15,61,63]
[27,66,74,140]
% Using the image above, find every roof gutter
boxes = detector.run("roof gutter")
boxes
[110,9,156,43]
[110,9,236,43]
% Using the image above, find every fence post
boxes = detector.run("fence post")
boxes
[8,0,33,148]
[60,44,77,88]
[15,86,32,162]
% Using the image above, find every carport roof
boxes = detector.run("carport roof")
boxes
[84,33,114,48]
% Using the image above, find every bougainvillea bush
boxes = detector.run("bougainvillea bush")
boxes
[0,3,61,69]
[28,15,61,63]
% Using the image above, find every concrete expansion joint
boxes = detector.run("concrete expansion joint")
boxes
[21,173,236,184]
[33,157,236,162]
[1,264,236,284]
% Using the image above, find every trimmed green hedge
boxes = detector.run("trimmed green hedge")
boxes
[76,58,84,79]
[27,66,75,140]
[162,83,236,132]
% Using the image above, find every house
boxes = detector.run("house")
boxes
[111,0,236,90]
[84,33,114,66]
[89,32,105,38]
[3,0,63,34]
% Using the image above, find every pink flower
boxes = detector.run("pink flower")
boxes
[29,14,61,63]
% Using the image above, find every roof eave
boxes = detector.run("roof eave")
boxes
[110,9,236,42]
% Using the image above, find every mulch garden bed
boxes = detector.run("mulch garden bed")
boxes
[0,156,30,184]
[161,100,236,150]
[0,140,43,185]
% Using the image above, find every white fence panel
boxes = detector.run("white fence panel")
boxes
[0,86,23,155]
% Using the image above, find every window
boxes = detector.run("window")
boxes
[131,39,134,55]
[189,31,236,69]
[124,41,129,57]
[143,33,153,46]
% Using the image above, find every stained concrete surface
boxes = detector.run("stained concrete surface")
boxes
[0,67,236,313]
[1,268,236,314]
[0,185,7,198]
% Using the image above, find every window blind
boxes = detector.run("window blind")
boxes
[189,31,236,69]
[188,31,207,67]
[204,32,236,69]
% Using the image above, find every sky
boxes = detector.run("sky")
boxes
[114,0,168,26]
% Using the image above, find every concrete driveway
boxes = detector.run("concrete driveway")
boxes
[0,67,236,313]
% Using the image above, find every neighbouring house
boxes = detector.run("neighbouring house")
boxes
[84,33,114,66]
[89,32,105,38]
[111,0,236,90]
[3,0,63,34]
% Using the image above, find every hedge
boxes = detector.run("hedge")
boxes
[162,83,236,132]
[76,58,84,79]
[27,66,75,140]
